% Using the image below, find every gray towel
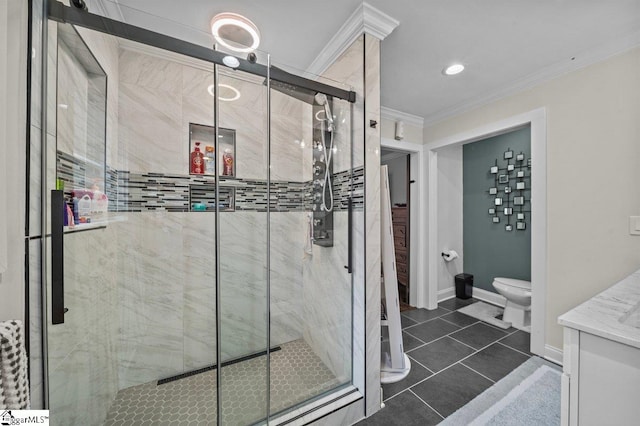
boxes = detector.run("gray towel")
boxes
[0,320,29,409]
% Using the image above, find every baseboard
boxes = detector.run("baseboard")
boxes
[437,287,455,302]
[471,287,506,307]
[544,345,563,366]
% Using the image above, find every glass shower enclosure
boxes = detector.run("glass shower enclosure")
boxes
[40,2,357,424]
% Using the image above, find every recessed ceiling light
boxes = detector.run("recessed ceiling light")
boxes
[222,55,240,68]
[211,13,260,53]
[207,83,241,102]
[443,63,465,76]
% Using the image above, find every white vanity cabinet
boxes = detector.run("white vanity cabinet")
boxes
[561,327,640,426]
[559,270,640,426]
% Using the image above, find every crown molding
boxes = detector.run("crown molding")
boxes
[362,3,399,41]
[380,106,424,128]
[306,2,398,78]
[423,28,640,127]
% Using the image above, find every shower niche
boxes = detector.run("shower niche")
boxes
[54,23,108,229]
[188,123,236,177]
[312,101,334,247]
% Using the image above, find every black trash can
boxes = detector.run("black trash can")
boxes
[455,273,473,299]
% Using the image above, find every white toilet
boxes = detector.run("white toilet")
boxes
[492,277,532,331]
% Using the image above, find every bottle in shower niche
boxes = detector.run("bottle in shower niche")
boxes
[78,195,92,223]
[191,142,205,174]
[204,145,215,175]
[223,148,234,176]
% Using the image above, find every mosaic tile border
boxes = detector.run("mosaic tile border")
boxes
[57,151,364,213]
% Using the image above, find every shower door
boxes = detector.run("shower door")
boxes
[41,3,355,424]
[44,17,220,425]
[266,81,355,417]
[215,64,270,425]
[212,56,355,422]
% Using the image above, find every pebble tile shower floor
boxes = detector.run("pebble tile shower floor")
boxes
[358,298,534,426]
[104,339,341,425]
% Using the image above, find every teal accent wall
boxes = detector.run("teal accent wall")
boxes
[463,127,531,293]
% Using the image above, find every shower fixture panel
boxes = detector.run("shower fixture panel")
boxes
[312,98,335,247]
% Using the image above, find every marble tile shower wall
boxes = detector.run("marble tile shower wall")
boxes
[113,210,308,389]
[115,212,217,388]
[39,31,364,417]
[112,48,318,388]
[300,35,369,395]
[47,227,120,426]
[302,212,352,382]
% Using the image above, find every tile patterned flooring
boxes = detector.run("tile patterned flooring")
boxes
[358,298,533,425]
[104,339,341,426]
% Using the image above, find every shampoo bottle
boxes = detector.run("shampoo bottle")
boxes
[78,195,91,223]
[223,148,234,176]
[191,142,205,174]
[205,145,215,174]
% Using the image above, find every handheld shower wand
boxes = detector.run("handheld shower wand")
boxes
[314,93,334,132]
[314,93,335,212]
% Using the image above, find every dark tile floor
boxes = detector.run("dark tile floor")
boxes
[358,298,533,425]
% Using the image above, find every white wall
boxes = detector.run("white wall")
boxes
[436,145,463,295]
[424,46,640,350]
[381,154,407,206]
[0,0,27,323]
[381,117,423,143]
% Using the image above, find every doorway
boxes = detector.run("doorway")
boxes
[426,108,547,358]
[381,149,411,305]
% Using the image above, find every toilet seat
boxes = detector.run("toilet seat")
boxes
[493,277,531,290]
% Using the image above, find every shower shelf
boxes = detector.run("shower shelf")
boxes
[64,223,107,234]
[189,184,235,212]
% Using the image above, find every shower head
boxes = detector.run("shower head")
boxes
[315,93,334,132]
[314,92,328,105]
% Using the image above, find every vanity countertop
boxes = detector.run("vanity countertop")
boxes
[558,268,640,349]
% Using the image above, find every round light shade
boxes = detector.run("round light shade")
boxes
[222,55,240,68]
[443,63,465,76]
[211,13,260,53]
[207,83,241,102]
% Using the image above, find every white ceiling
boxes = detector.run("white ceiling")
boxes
[98,0,640,125]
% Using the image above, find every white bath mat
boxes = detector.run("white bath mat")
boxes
[458,301,511,329]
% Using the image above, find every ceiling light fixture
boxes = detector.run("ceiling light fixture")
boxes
[211,13,261,53]
[443,63,465,76]
[207,83,241,102]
